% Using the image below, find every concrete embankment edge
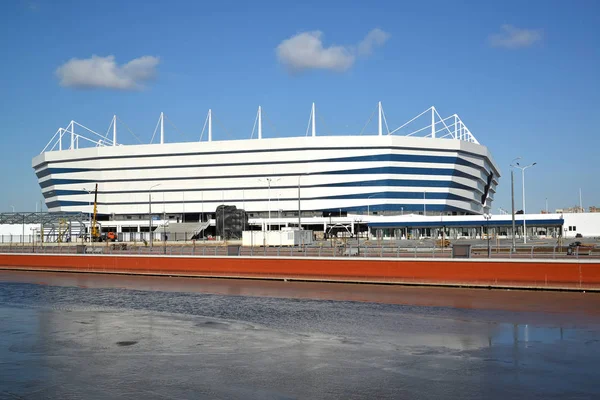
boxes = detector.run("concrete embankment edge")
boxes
[1,254,599,292]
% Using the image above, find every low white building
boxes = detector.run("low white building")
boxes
[242,229,313,247]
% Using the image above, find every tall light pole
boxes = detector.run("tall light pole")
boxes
[82,187,93,242]
[328,212,332,245]
[514,161,537,244]
[509,157,520,252]
[259,177,280,232]
[367,194,379,240]
[297,172,310,231]
[163,192,167,254]
[367,193,379,216]
[148,183,161,248]
[242,189,246,232]
[222,190,225,242]
[484,213,492,258]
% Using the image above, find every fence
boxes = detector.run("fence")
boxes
[1,243,598,260]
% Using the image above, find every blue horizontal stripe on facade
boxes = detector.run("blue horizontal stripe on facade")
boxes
[34,153,484,178]
[36,167,90,179]
[324,192,470,201]
[325,179,479,193]
[39,166,492,189]
[327,154,481,170]
[331,204,469,214]
[40,178,93,188]
[44,189,482,210]
[42,179,485,198]
[368,219,564,228]
[326,166,476,181]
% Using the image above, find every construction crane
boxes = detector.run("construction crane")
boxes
[90,184,116,242]
[91,183,101,242]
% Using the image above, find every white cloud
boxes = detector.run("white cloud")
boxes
[276,28,390,73]
[358,28,391,56]
[489,25,543,49]
[56,55,160,90]
[276,31,355,73]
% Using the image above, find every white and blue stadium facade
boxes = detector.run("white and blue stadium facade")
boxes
[33,103,501,231]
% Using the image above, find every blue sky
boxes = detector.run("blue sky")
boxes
[1,0,599,213]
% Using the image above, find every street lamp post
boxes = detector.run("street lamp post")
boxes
[367,193,379,216]
[367,194,379,240]
[328,212,332,246]
[260,177,280,232]
[484,213,492,258]
[163,192,167,255]
[514,161,537,244]
[82,187,94,242]
[297,173,309,231]
[148,184,161,249]
[509,157,521,252]
[355,217,362,255]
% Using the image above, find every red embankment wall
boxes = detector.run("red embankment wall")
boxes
[1,254,599,290]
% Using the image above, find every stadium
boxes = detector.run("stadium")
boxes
[31,103,502,238]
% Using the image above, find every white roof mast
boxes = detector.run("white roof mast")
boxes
[311,102,316,137]
[258,106,262,139]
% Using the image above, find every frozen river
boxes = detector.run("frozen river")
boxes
[1,271,600,399]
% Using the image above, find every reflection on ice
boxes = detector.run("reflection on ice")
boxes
[491,323,579,346]
[1,277,600,399]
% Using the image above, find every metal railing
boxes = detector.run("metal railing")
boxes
[1,242,598,260]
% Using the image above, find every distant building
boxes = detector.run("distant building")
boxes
[556,206,585,213]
